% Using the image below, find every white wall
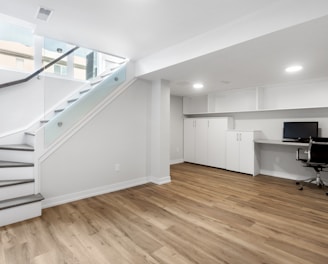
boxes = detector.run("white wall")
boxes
[209,88,256,113]
[0,69,83,137]
[40,79,152,207]
[260,79,328,110]
[205,78,328,114]
[0,71,43,136]
[43,75,85,112]
[183,95,208,114]
[170,95,184,164]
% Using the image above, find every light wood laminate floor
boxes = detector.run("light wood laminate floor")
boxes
[1,163,328,264]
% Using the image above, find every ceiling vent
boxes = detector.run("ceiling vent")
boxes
[36,7,53,22]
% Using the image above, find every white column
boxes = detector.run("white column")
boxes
[34,35,44,70]
[149,79,171,184]
[67,53,74,79]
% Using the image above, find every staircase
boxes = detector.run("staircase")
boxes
[0,63,126,227]
[0,144,43,226]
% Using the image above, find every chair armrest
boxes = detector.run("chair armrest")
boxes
[296,148,308,161]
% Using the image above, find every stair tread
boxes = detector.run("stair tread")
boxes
[25,131,36,136]
[0,193,44,210]
[0,160,34,168]
[100,68,115,78]
[68,98,78,103]
[90,79,102,85]
[80,88,91,94]
[0,179,34,187]
[0,144,34,151]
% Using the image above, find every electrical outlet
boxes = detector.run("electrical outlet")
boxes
[115,164,120,171]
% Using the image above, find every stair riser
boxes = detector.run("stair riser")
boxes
[0,201,42,227]
[0,167,34,180]
[0,149,34,163]
[0,182,35,201]
[25,134,35,147]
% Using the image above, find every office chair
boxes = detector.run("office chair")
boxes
[296,137,328,195]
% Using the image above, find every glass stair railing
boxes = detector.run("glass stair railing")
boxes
[43,63,127,147]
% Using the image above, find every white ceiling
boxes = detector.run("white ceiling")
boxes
[142,15,328,96]
[1,0,328,96]
[0,0,276,59]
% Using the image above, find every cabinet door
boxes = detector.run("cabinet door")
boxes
[184,119,195,163]
[226,131,240,172]
[208,119,227,168]
[195,119,208,165]
[239,132,255,174]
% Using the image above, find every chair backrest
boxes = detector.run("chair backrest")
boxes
[309,138,328,163]
[312,137,328,142]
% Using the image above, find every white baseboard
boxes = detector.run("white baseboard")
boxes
[260,169,328,185]
[260,169,307,181]
[170,159,184,165]
[42,177,149,209]
[149,176,171,185]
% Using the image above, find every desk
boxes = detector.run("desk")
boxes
[254,139,309,179]
[254,139,309,147]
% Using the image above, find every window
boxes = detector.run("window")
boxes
[0,19,34,72]
[53,64,67,75]
[42,38,71,77]
[73,47,91,80]
[16,58,24,70]
[0,15,126,80]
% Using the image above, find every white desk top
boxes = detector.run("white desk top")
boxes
[254,139,309,147]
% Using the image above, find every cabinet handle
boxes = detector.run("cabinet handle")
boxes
[239,133,242,141]
[236,133,239,141]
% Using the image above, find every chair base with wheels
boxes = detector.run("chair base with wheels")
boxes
[296,137,328,195]
[296,166,328,195]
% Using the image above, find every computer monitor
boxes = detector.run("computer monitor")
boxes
[283,121,318,142]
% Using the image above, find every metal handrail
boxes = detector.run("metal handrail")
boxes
[0,46,79,89]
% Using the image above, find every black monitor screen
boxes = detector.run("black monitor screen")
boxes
[283,122,318,141]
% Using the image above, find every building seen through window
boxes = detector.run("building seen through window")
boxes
[0,20,35,72]
[0,16,126,81]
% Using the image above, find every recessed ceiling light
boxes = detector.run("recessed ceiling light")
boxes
[285,65,303,73]
[193,83,204,89]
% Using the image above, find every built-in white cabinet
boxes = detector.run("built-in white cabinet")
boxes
[184,118,207,164]
[183,119,196,163]
[207,118,232,168]
[226,131,260,176]
[194,119,208,165]
[184,117,233,168]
